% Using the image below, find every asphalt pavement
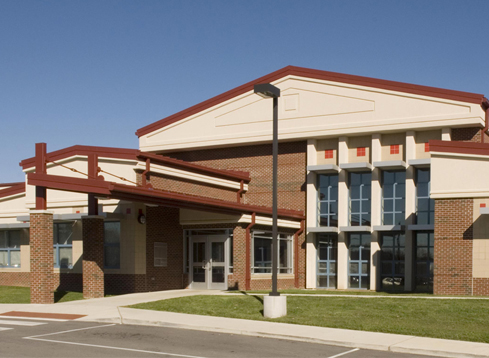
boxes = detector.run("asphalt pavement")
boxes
[0,289,487,358]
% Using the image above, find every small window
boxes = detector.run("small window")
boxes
[252,231,293,274]
[357,147,366,157]
[324,149,333,159]
[154,242,167,267]
[104,222,120,269]
[424,142,430,152]
[0,231,21,268]
[54,223,73,269]
[390,144,399,155]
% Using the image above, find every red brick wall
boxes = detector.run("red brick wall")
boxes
[167,141,307,211]
[169,142,307,291]
[434,199,473,295]
[149,173,238,202]
[0,272,30,287]
[82,217,105,298]
[146,206,186,291]
[30,212,54,304]
[104,274,147,294]
[451,128,481,143]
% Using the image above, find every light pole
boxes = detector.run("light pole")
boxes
[254,83,286,318]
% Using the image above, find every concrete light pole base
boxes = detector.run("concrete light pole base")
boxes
[263,295,287,318]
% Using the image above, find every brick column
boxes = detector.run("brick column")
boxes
[82,216,105,298]
[30,211,54,304]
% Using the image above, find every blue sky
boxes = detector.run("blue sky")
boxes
[1,0,488,182]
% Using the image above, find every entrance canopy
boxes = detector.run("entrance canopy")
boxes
[21,144,304,222]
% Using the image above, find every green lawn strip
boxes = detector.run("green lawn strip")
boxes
[0,286,102,303]
[130,295,489,343]
[234,289,434,296]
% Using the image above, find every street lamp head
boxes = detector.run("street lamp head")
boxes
[254,83,281,98]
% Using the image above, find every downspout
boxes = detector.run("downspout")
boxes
[294,220,305,288]
[245,213,256,290]
[141,158,151,187]
[237,180,244,203]
[481,98,489,144]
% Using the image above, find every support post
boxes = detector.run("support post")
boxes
[82,216,105,298]
[30,211,54,304]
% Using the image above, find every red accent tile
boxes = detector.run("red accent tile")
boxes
[390,144,400,154]
[425,142,430,152]
[481,203,486,208]
[357,147,366,157]
[324,150,333,159]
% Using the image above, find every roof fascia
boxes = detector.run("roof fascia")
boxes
[0,183,25,199]
[135,65,486,137]
[429,140,489,157]
[138,152,251,182]
[20,145,140,170]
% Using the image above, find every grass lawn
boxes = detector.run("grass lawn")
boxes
[0,286,84,303]
[240,289,434,296]
[130,294,489,343]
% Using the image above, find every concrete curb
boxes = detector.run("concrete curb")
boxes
[80,308,489,358]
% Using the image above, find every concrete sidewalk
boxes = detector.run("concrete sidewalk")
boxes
[1,289,488,358]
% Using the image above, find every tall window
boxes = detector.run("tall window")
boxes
[252,232,292,274]
[53,223,73,268]
[349,172,371,226]
[382,171,406,225]
[104,221,120,269]
[0,231,21,268]
[380,233,405,291]
[316,234,337,288]
[415,232,434,293]
[416,168,434,225]
[318,174,338,227]
[348,233,371,289]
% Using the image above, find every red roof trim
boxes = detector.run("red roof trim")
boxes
[26,173,303,220]
[429,140,489,157]
[0,183,25,199]
[20,145,250,182]
[0,182,24,188]
[20,145,139,170]
[136,65,486,137]
[138,152,251,182]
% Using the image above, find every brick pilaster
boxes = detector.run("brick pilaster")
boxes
[82,216,105,298]
[434,198,473,295]
[30,212,54,304]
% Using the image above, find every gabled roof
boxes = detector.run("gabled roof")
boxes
[20,145,250,182]
[136,65,487,137]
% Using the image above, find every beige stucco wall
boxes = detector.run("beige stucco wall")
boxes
[431,154,489,199]
[473,198,489,278]
[316,138,338,165]
[415,130,441,159]
[348,136,371,163]
[140,75,485,153]
[381,133,405,161]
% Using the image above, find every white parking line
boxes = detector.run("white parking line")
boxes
[23,324,209,358]
[0,319,46,326]
[0,315,67,322]
[328,348,360,358]
[0,327,13,331]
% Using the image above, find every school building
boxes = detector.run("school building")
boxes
[1,66,489,303]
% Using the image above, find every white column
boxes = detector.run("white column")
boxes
[405,131,416,291]
[337,137,349,289]
[370,231,380,291]
[370,134,381,290]
[306,139,317,288]
[441,128,451,141]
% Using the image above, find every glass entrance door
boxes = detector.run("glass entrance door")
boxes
[190,235,228,290]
